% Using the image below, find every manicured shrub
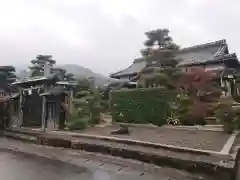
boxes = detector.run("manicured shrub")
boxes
[215,99,234,133]
[66,118,88,130]
[110,88,175,126]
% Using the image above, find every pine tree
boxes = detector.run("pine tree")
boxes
[137,29,180,89]
[66,78,101,130]
[0,66,16,85]
[29,55,56,77]
[64,73,76,82]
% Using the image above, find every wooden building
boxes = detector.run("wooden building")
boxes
[110,39,240,94]
[10,55,75,131]
[11,75,75,131]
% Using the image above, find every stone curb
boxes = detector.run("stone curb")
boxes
[51,131,229,156]
[4,131,37,143]
[6,128,226,156]
[162,125,224,132]
[3,129,234,179]
[69,140,233,180]
[5,128,230,156]
[118,123,224,132]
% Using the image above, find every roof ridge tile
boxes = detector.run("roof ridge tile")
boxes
[179,39,226,52]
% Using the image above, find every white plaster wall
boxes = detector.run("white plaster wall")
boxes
[119,76,130,81]
[205,64,225,71]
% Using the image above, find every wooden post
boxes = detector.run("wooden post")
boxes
[226,80,231,96]
[8,100,13,128]
[18,90,23,127]
[69,89,73,115]
[109,89,112,112]
[56,99,60,130]
[41,95,46,131]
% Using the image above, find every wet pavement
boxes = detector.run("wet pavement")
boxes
[0,150,151,180]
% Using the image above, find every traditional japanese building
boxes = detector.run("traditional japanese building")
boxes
[10,55,76,131]
[110,39,240,93]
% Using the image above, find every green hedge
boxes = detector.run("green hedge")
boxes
[110,88,175,126]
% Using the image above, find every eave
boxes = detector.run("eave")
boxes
[179,53,238,67]
[110,72,138,79]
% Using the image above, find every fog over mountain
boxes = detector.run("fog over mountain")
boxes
[15,64,116,87]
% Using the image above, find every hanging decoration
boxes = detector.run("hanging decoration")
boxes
[22,85,44,95]
[28,88,32,95]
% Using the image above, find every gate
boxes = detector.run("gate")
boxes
[22,90,42,127]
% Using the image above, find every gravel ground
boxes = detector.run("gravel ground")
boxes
[73,125,230,151]
[0,137,217,180]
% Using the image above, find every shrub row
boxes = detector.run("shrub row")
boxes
[110,88,175,126]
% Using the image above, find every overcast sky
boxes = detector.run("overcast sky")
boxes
[0,0,240,76]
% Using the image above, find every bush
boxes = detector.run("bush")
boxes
[215,102,234,133]
[66,118,88,130]
[65,108,88,130]
[110,88,175,126]
[232,106,240,130]
[179,114,195,125]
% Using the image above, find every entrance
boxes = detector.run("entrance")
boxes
[22,90,42,127]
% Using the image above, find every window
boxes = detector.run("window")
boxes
[0,90,5,97]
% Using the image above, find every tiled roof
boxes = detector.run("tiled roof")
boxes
[12,76,48,85]
[110,59,146,78]
[110,39,235,78]
[0,66,15,72]
[56,81,77,86]
[12,72,61,85]
[40,86,67,96]
[177,39,227,66]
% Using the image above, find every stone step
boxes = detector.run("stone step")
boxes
[4,128,233,180]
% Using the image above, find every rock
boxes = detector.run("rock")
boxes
[111,125,129,135]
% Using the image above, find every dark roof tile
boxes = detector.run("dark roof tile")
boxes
[110,39,235,78]
[110,60,146,78]
[40,86,66,96]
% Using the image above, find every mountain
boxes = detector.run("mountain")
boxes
[16,64,115,87]
[58,64,114,86]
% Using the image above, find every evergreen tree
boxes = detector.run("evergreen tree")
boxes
[0,66,16,85]
[66,78,101,130]
[0,66,16,129]
[64,73,76,82]
[29,55,56,77]
[137,29,180,89]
